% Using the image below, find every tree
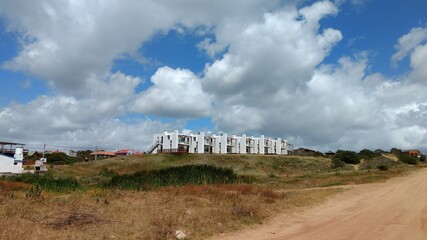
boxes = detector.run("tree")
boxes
[331,158,346,169]
[359,149,377,160]
[334,150,361,165]
[390,148,402,155]
[398,154,417,165]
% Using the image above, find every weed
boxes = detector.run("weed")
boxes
[399,154,417,165]
[99,167,118,177]
[26,184,43,199]
[7,173,81,192]
[109,165,249,190]
[377,165,389,171]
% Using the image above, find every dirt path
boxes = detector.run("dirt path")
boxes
[214,168,427,240]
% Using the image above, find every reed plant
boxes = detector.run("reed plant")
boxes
[7,173,81,192]
[109,164,248,190]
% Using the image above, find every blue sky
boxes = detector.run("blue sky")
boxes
[0,0,426,152]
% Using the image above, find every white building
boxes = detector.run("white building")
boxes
[147,130,293,155]
[0,147,24,174]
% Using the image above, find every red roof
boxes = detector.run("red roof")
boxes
[90,151,116,156]
[115,149,131,154]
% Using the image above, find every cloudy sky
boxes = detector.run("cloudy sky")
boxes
[0,0,426,152]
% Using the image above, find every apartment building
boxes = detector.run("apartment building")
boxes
[147,130,293,155]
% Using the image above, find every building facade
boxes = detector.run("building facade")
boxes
[0,147,24,174]
[148,130,293,155]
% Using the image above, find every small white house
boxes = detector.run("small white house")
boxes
[0,147,24,174]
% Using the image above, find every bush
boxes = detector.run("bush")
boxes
[109,165,249,190]
[26,184,43,199]
[360,156,398,170]
[46,152,81,165]
[8,173,81,192]
[398,154,417,165]
[334,150,361,165]
[331,158,346,169]
[377,165,389,171]
[420,155,426,162]
[358,149,379,160]
[99,167,118,177]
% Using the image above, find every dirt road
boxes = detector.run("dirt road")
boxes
[215,168,427,240]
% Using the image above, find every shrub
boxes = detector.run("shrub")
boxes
[377,165,389,171]
[360,156,398,170]
[331,158,346,169]
[358,149,379,160]
[334,150,361,165]
[45,152,81,165]
[390,148,402,155]
[7,173,81,192]
[398,154,417,165]
[26,184,43,199]
[99,167,118,177]
[109,165,248,190]
[420,155,426,162]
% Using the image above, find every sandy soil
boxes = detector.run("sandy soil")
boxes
[214,168,427,240]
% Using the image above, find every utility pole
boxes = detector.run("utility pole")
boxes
[42,144,46,159]
[95,142,98,161]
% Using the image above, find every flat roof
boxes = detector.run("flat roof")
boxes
[0,141,25,146]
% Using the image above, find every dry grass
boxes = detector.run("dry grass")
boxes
[0,184,339,240]
[49,154,333,181]
[266,168,412,189]
[1,153,415,239]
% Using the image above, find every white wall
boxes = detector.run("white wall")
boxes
[151,131,291,155]
[0,148,24,174]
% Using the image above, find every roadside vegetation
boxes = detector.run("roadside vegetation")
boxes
[1,149,425,239]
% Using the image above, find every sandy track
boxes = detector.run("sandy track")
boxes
[214,168,427,240]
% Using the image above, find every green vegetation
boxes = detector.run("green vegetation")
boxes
[334,150,361,164]
[358,149,380,160]
[360,156,401,170]
[377,165,389,171]
[46,152,82,165]
[109,164,249,190]
[7,173,81,192]
[331,158,346,169]
[398,154,417,165]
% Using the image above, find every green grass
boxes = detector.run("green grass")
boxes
[49,154,333,179]
[109,164,249,190]
[7,173,81,192]
[44,153,416,191]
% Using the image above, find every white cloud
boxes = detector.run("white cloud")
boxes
[1,0,427,152]
[392,27,427,65]
[409,43,427,83]
[131,66,212,118]
[203,1,342,105]
[0,0,277,96]
[0,94,182,150]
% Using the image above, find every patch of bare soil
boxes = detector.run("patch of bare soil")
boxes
[48,211,108,229]
[214,168,427,240]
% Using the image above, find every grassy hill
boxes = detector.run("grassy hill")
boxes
[50,154,333,179]
[48,153,413,190]
[2,153,421,239]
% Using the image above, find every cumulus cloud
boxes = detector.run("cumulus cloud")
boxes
[392,27,427,65]
[1,0,427,152]
[0,94,182,150]
[202,1,342,113]
[201,5,427,151]
[131,66,212,118]
[0,0,277,96]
